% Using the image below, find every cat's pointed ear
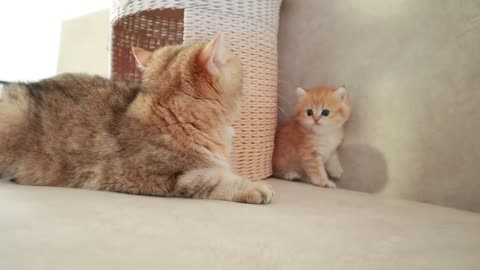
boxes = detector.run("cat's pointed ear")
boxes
[132,46,153,69]
[199,32,228,76]
[296,87,307,97]
[336,86,347,101]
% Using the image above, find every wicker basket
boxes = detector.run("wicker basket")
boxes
[111,0,282,180]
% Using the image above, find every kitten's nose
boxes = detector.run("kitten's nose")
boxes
[313,117,321,123]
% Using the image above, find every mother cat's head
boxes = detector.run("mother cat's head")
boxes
[130,33,243,123]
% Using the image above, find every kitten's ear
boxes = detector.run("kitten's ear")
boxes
[336,87,347,101]
[296,87,307,97]
[199,32,228,76]
[132,46,153,69]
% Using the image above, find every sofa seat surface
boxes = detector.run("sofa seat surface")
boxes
[1,178,479,270]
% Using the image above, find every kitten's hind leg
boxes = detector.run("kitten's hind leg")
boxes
[283,171,302,181]
[173,168,274,204]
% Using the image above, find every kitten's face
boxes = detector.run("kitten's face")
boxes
[295,86,351,132]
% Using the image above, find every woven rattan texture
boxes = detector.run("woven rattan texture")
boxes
[112,9,184,82]
[112,0,281,180]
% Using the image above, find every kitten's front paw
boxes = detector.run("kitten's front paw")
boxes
[235,181,274,204]
[327,166,343,179]
[324,180,337,188]
[311,178,337,188]
[326,163,343,179]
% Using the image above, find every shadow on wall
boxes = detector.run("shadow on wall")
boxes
[337,144,388,193]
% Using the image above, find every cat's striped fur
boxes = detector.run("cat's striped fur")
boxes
[0,33,273,204]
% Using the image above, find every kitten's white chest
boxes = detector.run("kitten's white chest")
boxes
[314,133,342,162]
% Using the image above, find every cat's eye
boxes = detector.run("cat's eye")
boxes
[306,109,314,116]
[321,109,330,117]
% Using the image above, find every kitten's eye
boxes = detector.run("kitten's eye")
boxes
[321,109,330,117]
[306,109,314,116]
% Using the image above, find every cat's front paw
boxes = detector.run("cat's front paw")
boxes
[235,181,274,204]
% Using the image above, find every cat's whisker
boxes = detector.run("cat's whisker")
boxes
[276,105,287,114]
[277,93,291,102]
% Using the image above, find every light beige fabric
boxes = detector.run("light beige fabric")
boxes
[278,0,480,211]
[1,178,479,270]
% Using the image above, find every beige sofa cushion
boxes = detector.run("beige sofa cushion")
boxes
[1,179,479,270]
[278,0,480,211]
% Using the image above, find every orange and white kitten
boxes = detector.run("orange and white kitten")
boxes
[273,86,351,188]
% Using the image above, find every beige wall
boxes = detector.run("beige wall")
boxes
[278,0,480,211]
[57,9,110,77]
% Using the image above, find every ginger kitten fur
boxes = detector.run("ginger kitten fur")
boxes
[0,33,273,204]
[273,86,351,188]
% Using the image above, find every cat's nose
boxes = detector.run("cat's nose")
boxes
[313,118,321,123]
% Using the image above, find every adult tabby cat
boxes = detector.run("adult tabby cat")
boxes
[0,33,273,204]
